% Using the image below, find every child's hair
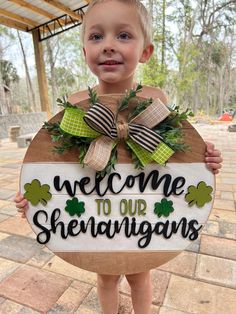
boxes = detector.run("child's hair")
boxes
[81,0,152,46]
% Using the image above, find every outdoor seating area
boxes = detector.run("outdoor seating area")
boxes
[16,133,36,148]
[0,123,235,313]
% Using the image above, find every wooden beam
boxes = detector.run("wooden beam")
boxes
[0,16,28,31]
[0,8,37,27]
[32,29,51,118]
[10,0,56,20]
[41,0,82,21]
[10,0,67,27]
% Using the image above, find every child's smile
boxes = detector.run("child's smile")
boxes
[98,59,124,71]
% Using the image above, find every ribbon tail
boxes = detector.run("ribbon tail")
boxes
[126,139,152,166]
[126,139,175,166]
[84,135,114,171]
[151,142,174,164]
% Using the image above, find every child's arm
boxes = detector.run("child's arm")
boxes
[14,191,28,218]
[205,141,222,174]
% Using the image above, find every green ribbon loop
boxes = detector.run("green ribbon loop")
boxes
[60,108,99,138]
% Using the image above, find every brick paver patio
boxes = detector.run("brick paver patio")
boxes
[0,124,235,313]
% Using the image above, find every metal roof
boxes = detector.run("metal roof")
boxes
[0,0,90,41]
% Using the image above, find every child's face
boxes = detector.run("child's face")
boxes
[83,1,153,89]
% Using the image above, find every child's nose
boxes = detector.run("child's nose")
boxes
[103,37,116,53]
[103,47,115,53]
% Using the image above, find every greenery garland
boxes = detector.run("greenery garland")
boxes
[43,85,193,177]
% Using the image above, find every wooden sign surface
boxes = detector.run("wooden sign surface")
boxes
[20,95,215,274]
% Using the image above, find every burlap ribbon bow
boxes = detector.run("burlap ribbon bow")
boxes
[60,98,174,171]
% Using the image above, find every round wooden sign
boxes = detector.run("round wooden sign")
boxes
[20,95,215,274]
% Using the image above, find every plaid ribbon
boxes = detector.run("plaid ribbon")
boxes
[60,98,175,171]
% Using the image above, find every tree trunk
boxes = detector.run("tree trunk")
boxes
[46,39,58,114]
[17,30,37,111]
[161,0,166,71]
[0,72,7,114]
[0,35,7,114]
[218,66,225,116]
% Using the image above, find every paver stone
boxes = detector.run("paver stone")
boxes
[0,265,71,312]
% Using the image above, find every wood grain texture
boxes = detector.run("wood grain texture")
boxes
[56,251,181,275]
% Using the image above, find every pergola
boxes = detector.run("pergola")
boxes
[0,0,90,117]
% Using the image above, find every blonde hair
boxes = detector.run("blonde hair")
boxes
[81,0,152,46]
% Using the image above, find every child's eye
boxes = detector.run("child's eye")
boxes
[117,32,132,40]
[89,33,103,41]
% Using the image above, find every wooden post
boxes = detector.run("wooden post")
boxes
[32,29,51,118]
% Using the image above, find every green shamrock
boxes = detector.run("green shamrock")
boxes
[65,197,86,217]
[24,179,52,206]
[185,181,213,208]
[154,198,175,218]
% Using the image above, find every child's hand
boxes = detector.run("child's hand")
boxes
[14,192,29,218]
[205,141,222,174]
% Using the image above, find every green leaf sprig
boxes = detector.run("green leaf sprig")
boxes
[117,83,142,112]
[56,96,75,109]
[153,106,194,152]
[88,86,98,106]
[166,106,194,128]
[43,121,93,158]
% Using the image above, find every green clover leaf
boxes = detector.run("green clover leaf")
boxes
[185,181,213,208]
[154,198,175,218]
[65,197,85,217]
[24,179,52,206]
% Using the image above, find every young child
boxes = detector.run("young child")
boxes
[15,1,222,313]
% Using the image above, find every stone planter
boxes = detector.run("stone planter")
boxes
[8,126,21,142]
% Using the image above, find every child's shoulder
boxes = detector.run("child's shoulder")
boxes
[140,85,168,105]
[68,89,89,105]
[68,85,168,106]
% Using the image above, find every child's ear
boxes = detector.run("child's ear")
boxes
[139,44,154,63]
